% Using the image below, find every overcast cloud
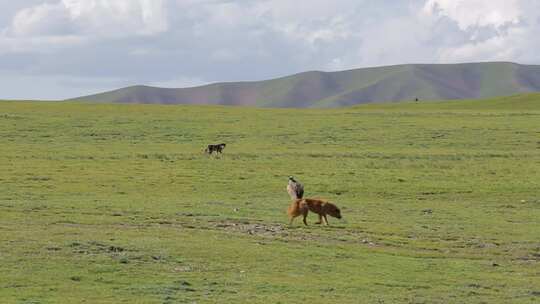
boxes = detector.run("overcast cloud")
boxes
[1,0,540,99]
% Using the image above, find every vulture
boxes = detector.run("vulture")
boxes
[287,176,304,200]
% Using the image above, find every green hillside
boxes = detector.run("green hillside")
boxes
[67,62,540,107]
[1,94,539,303]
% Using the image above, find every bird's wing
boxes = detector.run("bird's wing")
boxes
[296,183,304,199]
[287,183,298,199]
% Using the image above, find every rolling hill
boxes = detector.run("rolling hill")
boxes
[67,62,540,107]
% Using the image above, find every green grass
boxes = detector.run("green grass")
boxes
[1,94,539,303]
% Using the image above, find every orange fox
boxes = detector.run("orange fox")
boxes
[287,198,342,226]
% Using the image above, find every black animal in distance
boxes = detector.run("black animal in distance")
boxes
[205,143,226,155]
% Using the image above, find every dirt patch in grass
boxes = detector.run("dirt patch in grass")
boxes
[209,219,287,237]
[205,219,376,247]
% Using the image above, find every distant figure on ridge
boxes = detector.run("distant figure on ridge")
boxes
[287,176,304,200]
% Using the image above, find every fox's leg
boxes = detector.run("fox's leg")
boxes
[315,214,322,224]
[289,214,297,225]
[288,201,299,226]
[323,215,329,226]
[302,208,309,226]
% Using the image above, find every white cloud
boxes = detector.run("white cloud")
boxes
[61,0,168,36]
[1,0,540,99]
[5,0,168,39]
[10,2,73,36]
[422,0,540,63]
[438,35,513,62]
[423,0,522,30]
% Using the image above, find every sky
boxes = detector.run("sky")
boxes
[1,0,540,100]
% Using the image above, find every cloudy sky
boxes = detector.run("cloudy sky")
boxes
[1,0,540,100]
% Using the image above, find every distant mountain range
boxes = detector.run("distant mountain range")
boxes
[67,62,540,107]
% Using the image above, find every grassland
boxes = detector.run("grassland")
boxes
[1,94,539,303]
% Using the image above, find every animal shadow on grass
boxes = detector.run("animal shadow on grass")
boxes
[286,222,346,231]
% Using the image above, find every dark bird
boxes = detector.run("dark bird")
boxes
[287,176,304,200]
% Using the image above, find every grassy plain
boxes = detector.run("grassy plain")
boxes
[1,94,539,303]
